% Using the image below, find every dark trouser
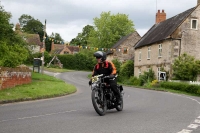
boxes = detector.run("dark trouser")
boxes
[108,78,121,98]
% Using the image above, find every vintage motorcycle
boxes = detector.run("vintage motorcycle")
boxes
[90,74,124,116]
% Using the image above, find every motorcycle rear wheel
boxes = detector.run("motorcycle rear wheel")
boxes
[91,89,107,116]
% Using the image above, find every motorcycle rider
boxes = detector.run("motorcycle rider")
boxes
[89,51,122,104]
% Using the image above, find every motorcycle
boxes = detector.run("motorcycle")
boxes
[90,74,124,116]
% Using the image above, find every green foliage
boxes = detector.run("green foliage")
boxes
[139,68,156,86]
[25,51,51,66]
[70,25,94,46]
[18,14,45,41]
[0,72,76,101]
[150,80,159,88]
[0,6,29,67]
[88,11,135,48]
[122,76,142,86]
[112,59,121,74]
[0,5,14,42]
[56,51,96,71]
[45,38,52,52]
[119,60,134,81]
[0,41,29,67]
[160,81,200,95]
[50,32,64,43]
[172,53,200,81]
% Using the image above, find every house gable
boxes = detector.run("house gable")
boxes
[135,7,196,49]
[134,4,200,80]
[107,31,141,62]
[51,42,79,55]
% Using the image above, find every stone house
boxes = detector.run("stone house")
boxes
[51,42,79,54]
[134,0,200,80]
[107,31,141,62]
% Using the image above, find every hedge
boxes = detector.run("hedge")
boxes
[160,81,200,95]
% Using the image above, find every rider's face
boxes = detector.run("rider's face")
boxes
[96,57,101,63]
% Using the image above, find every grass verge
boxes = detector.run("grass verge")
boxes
[0,72,76,104]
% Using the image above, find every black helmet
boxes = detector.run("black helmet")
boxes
[93,51,107,62]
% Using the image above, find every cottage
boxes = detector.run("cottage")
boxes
[51,42,79,54]
[134,0,200,80]
[107,31,141,62]
[15,23,42,53]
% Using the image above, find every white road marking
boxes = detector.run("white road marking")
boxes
[168,92,200,133]
[194,119,200,124]
[0,110,78,123]
[188,124,199,129]
[177,129,192,133]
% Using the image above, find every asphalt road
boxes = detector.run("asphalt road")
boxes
[1,71,200,133]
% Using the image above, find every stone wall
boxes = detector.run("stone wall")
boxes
[107,32,141,62]
[0,66,32,90]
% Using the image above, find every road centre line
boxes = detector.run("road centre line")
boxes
[0,110,78,123]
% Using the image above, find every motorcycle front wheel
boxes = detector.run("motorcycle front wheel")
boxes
[116,94,123,111]
[91,89,107,116]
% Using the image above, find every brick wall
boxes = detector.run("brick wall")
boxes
[0,66,32,90]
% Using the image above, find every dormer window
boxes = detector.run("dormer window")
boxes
[191,19,198,30]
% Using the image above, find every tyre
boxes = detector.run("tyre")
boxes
[116,94,123,111]
[91,89,107,116]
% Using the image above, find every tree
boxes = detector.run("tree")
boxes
[0,5,29,67]
[88,11,135,48]
[172,53,200,81]
[70,25,94,46]
[0,5,14,41]
[50,32,64,43]
[19,14,44,41]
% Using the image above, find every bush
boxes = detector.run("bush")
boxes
[150,80,159,88]
[131,76,142,86]
[112,59,121,74]
[139,68,156,86]
[119,60,134,81]
[160,81,200,95]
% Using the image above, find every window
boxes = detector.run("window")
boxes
[123,47,128,54]
[158,44,162,57]
[147,46,151,59]
[147,67,150,72]
[191,19,198,30]
[139,50,141,61]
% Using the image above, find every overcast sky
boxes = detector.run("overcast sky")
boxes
[1,0,198,42]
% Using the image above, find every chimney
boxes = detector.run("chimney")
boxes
[198,0,200,5]
[156,9,166,23]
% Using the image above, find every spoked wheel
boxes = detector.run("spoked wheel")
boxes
[91,89,107,116]
[116,94,123,111]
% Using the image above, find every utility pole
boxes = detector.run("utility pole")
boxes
[41,19,46,74]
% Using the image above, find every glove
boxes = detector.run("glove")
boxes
[89,80,92,85]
